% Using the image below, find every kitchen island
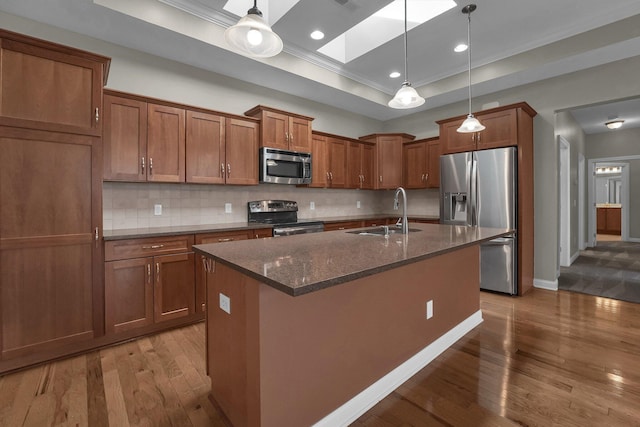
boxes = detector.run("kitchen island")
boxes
[194,223,510,426]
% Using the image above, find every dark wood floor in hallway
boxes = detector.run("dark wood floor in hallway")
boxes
[1,289,639,426]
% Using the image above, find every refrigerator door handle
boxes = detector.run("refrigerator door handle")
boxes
[484,236,515,245]
[469,154,478,226]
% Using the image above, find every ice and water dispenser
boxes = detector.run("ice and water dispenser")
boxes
[443,192,468,224]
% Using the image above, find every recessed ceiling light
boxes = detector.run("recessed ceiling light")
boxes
[454,43,468,53]
[389,71,401,78]
[310,30,325,40]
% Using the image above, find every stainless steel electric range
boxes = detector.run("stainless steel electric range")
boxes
[248,200,324,237]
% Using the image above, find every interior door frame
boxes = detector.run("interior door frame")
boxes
[558,137,571,268]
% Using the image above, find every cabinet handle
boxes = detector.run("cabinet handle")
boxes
[329,172,333,180]
[147,264,151,283]
[156,262,160,281]
[326,172,330,181]
[286,132,290,143]
[95,227,99,241]
[227,163,231,177]
[218,238,233,242]
[95,107,99,123]
[379,175,383,183]
[477,133,481,143]
[149,157,153,175]
[290,132,293,143]
[425,173,429,182]
[141,157,145,174]
[142,244,165,249]
[221,163,225,178]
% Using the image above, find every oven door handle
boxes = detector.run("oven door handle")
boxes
[273,225,323,236]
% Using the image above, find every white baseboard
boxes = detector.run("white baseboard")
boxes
[313,310,484,427]
[534,278,558,291]
[570,251,580,264]
[628,237,640,243]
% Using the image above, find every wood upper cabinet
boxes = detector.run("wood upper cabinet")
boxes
[309,133,329,188]
[103,92,186,183]
[0,29,110,136]
[186,112,260,185]
[186,110,225,184]
[103,94,148,181]
[437,103,535,155]
[224,118,259,185]
[244,105,313,152]
[104,235,195,334]
[327,136,348,188]
[147,103,185,182]
[360,133,415,190]
[347,140,375,189]
[403,137,440,189]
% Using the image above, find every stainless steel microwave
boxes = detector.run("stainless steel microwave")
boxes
[259,147,312,185]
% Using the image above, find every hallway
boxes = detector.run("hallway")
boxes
[558,240,640,303]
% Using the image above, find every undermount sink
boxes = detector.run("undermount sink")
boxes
[346,227,421,236]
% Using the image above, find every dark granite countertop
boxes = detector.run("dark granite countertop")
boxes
[193,223,509,297]
[102,214,440,240]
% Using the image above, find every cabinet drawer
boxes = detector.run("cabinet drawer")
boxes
[196,230,250,244]
[363,219,390,227]
[105,235,195,261]
[323,221,363,231]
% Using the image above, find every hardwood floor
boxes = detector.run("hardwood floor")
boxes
[2,289,639,426]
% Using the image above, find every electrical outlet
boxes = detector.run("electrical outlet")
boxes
[357,200,361,209]
[219,293,231,314]
[154,204,162,216]
[225,203,232,213]
[310,201,315,210]
[426,300,433,319]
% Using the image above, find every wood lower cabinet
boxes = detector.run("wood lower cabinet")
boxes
[323,221,363,231]
[104,235,195,334]
[245,105,313,152]
[359,133,415,190]
[403,137,440,189]
[597,207,621,235]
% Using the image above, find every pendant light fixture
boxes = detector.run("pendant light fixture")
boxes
[457,4,485,133]
[388,0,425,109]
[224,0,283,58]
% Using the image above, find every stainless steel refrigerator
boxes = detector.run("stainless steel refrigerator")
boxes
[440,147,517,294]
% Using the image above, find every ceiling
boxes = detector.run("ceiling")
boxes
[2,0,640,131]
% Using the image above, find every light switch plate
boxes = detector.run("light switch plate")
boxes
[357,201,361,209]
[310,201,315,210]
[154,204,162,216]
[225,203,232,213]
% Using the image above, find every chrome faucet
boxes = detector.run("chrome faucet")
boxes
[393,186,409,234]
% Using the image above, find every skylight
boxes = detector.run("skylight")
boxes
[318,0,457,64]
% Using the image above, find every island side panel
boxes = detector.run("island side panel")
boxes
[205,262,261,427]
[258,244,480,426]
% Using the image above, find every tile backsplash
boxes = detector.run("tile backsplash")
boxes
[103,182,440,230]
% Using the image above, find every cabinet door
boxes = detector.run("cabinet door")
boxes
[476,109,518,150]
[426,139,441,188]
[261,110,289,150]
[0,38,104,136]
[105,257,154,334]
[596,208,606,234]
[346,141,363,189]
[186,110,225,184]
[403,141,428,189]
[310,133,328,188]
[327,137,347,188]
[103,95,147,181]
[1,127,101,359]
[361,143,375,190]
[376,136,403,189]
[154,252,195,323]
[225,118,259,185]
[147,103,185,182]
[289,116,312,152]
[440,121,476,154]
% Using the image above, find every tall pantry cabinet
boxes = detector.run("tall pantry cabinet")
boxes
[0,30,110,372]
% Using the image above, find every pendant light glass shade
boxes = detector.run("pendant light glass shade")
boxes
[389,0,425,109]
[224,2,283,58]
[457,4,484,133]
[389,82,425,109]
